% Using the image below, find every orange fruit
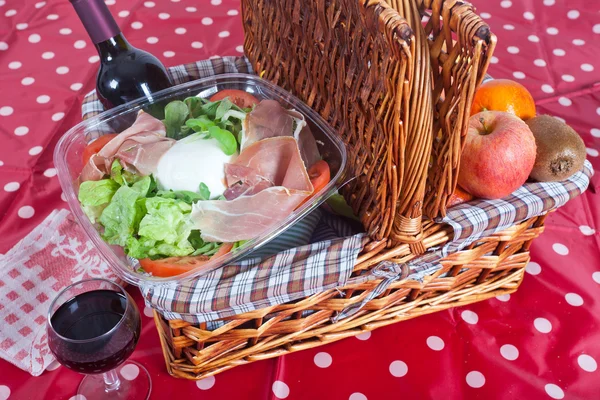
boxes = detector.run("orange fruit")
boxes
[470,79,536,120]
[447,185,474,208]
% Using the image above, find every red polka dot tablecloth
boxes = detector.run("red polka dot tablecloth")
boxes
[1,0,599,399]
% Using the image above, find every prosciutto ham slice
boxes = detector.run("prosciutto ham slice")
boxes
[190,136,314,242]
[243,100,321,168]
[80,111,175,182]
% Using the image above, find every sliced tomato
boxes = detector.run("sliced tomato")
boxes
[297,160,331,209]
[209,89,259,109]
[82,134,118,165]
[138,243,234,277]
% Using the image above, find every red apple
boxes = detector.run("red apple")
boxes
[458,111,536,199]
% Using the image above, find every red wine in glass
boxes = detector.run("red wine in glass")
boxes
[47,279,151,399]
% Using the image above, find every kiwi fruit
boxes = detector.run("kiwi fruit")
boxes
[526,115,586,182]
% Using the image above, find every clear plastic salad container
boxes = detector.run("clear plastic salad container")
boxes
[54,73,348,286]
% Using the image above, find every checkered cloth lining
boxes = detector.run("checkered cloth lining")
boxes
[81,57,593,324]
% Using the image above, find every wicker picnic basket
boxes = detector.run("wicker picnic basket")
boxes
[152,0,529,380]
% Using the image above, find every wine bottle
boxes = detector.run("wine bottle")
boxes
[69,0,173,113]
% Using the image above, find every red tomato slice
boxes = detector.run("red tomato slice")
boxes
[297,160,331,209]
[82,134,118,165]
[138,243,234,277]
[209,89,259,109]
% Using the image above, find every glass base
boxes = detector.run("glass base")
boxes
[78,361,152,400]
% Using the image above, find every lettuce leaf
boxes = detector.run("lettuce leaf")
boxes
[78,179,121,223]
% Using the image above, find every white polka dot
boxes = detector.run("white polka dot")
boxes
[227,9,239,16]
[120,363,140,380]
[59,28,72,35]
[47,14,58,20]
[202,17,213,25]
[553,49,565,57]
[143,306,153,317]
[573,39,585,46]
[507,46,519,54]
[4,182,20,192]
[567,10,580,19]
[552,243,569,255]
[543,0,555,5]
[171,0,180,2]
[18,205,35,218]
[356,331,371,340]
[545,384,564,399]
[44,168,57,177]
[37,95,50,104]
[313,352,332,368]
[593,271,600,284]
[35,1,46,8]
[52,112,65,121]
[56,66,69,75]
[534,317,552,333]
[578,354,598,372]
[581,64,594,72]
[466,371,485,388]
[29,146,43,155]
[5,9,16,17]
[562,75,575,83]
[46,360,61,371]
[496,293,510,302]
[14,126,29,136]
[218,31,230,38]
[523,11,534,20]
[105,0,115,4]
[68,395,86,400]
[546,27,559,35]
[143,1,155,7]
[554,116,566,123]
[17,23,28,30]
[0,106,14,116]
[503,24,515,31]
[490,56,499,64]
[146,37,159,45]
[0,161,4,167]
[500,344,519,361]
[28,33,41,43]
[163,51,175,58]
[186,6,197,12]
[61,192,67,202]
[0,386,10,400]
[542,84,554,93]
[21,77,34,86]
[594,24,600,34]
[597,107,600,116]
[192,41,203,49]
[527,35,539,42]
[8,61,22,69]
[500,1,512,8]
[580,225,595,235]
[118,10,129,17]
[513,71,525,80]
[349,394,367,400]
[88,55,99,63]
[558,97,572,107]
[42,51,55,59]
[74,40,86,49]
[591,129,600,138]
[565,293,584,306]
[158,12,170,19]
[526,261,541,275]
[131,21,143,29]
[70,83,83,91]
[196,375,215,390]
[534,59,547,67]
[426,336,444,351]
[586,148,598,157]
[272,381,289,399]
[480,12,491,19]
[175,27,186,35]
[235,45,244,53]
[0,42,8,51]
[389,360,408,377]
[211,0,222,4]
[461,310,478,324]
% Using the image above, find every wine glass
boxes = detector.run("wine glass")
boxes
[47,278,151,399]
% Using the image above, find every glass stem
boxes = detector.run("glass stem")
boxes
[103,369,121,392]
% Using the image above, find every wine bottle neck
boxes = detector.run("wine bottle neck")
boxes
[95,34,133,61]
[70,0,120,44]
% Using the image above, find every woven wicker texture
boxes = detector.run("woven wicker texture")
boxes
[156,214,545,379]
